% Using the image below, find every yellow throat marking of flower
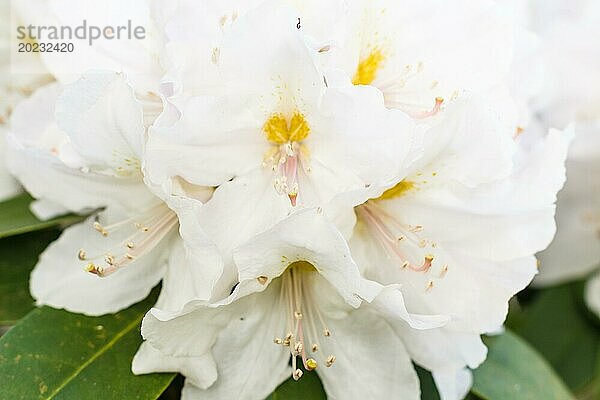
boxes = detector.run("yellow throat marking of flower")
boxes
[377,180,417,200]
[263,112,311,144]
[352,48,386,86]
[262,111,311,207]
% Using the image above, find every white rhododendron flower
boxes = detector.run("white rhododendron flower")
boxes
[7,72,219,315]
[140,210,448,400]
[349,96,571,398]
[528,0,600,316]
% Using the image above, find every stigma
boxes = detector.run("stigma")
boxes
[263,112,311,207]
[79,204,178,277]
[271,261,336,380]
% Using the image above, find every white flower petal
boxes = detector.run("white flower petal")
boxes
[307,82,417,190]
[143,283,290,398]
[412,96,517,187]
[585,272,600,318]
[7,140,155,214]
[132,342,218,389]
[370,286,450,330]
[29,199,69,221]
[352,226,538,332]
[433,368,474,400]
[164,196,225,303]
[233,208,381,307]
[383,314,485,400]
[7,83,156,214]
[195,168,291,295]
[56,71,145,171]
[316,307,420,400]
[144,95,267,188]
[0,129,20,201]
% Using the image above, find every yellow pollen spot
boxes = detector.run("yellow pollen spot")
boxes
[353,48,386,85]
[257,276,268,285]
[263,112,310,144]
[378,180,417,200]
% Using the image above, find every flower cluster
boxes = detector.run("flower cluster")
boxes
[3,1,575,399]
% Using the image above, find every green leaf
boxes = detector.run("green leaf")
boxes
[508,282,600,396]
[265,371,326,400]
[472,329,575,400]
[416,364,440,400]
[0,194,82,239]
[0,289,175,399]
[0,230,60,325]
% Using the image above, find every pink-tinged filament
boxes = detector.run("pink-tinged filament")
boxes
[407,97,444,120]
[80,204,178,277]
[357,203,434,273]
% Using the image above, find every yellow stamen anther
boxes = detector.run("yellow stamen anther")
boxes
[326,355,336,367]
[93,222,108,237]
[306,358,318,371]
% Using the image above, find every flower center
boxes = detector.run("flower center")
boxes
[357,186,448,292]
[269,261,336,380]
[78,204,178,277]
[353,48,386,86]
[262,112,311,207]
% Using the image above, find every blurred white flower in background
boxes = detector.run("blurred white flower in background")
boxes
[527,0,600,317]
[0,5,52,200]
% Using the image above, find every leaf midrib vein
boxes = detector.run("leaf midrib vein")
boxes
[44,313,144,400]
